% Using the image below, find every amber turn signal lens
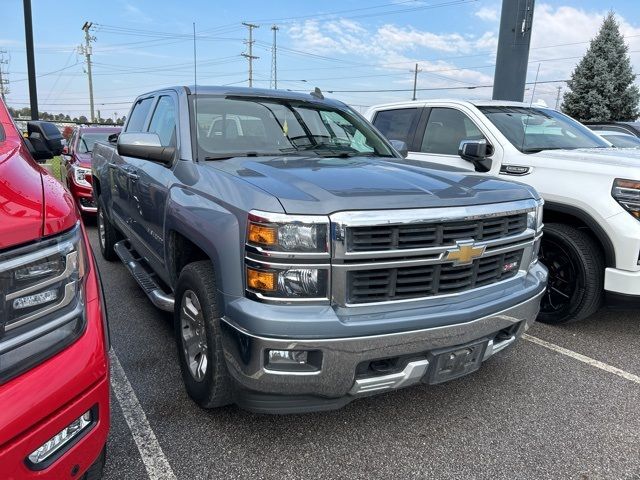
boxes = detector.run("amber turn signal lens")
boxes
[248,223,277,246]
[247,268,276,292]
[616,179,640,190]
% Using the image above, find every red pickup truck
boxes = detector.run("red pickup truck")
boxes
[0,99,109,478]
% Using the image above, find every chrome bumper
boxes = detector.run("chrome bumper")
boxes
[221,288,544,399]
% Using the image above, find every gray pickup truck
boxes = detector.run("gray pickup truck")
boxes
[92,86,547,413]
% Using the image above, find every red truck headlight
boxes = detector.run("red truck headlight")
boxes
[0,224,88,384]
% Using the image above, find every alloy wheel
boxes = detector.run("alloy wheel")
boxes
[539,238,578,314]
[180,290,209,382]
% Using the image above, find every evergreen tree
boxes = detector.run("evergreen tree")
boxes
[562,12,639,121]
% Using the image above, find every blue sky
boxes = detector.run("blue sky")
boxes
[2,0,640,118]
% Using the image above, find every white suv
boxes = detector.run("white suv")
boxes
[365,100,640,324]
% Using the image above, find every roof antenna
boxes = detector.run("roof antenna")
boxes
[310,87,324,100]
[193,22,199,161]
[520,63,541,153]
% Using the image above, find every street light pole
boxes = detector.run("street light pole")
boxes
[23,0,38,120]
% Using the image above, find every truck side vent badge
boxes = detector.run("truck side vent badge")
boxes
[501,165,531,176]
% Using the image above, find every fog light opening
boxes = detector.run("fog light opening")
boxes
[265,349,322,373]
[27,408,95,467]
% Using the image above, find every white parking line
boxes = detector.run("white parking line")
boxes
[110,351,177,480]
[523,334,640,385]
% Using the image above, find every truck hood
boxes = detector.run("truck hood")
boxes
[209,156,537,215]
[0,140,45,250]
[531,147,640,170]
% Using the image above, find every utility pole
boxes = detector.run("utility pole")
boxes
[23,0,38,119]
[555,85,562,110]
[80,22,96,122]
[492,0,536,101]
[0,50,8,102]
[270,25,279,89]
[411,63,422,101]
[241,22,259,87]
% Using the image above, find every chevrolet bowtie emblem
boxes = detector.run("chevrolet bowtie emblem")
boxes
[445,242,486,265]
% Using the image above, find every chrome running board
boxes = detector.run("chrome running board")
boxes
[113,241,175,312]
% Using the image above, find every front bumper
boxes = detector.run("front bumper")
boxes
[604,210,640,296]
[221,276,545,414]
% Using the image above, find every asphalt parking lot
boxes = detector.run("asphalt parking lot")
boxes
[85,224,640,480]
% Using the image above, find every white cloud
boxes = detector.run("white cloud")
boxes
[475,6,499,22]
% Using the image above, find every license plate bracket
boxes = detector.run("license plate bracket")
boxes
[426,340,489,384]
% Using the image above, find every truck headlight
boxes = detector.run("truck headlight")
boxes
[0,225,87,384]
[527,199,544,232]
[246,265,329,300]
[612,179,640,219]
[247,211,329,253]
[72,165,92,188]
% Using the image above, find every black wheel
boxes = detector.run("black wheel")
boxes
[96,197,119,262]
[537,223,604,324]
[83,446,106,480]
[174,261,233,408]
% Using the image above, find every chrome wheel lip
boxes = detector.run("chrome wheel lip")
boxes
[98,208,106,249]
[180,289,209,382]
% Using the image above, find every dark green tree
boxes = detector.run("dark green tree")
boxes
[562,12,639,121]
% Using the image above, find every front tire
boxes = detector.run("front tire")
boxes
[174,261,233,408]
[96,197,119,262]
[537,223,604,324]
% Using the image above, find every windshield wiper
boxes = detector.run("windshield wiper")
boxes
[203,151,283,160]
[522,147,564,153]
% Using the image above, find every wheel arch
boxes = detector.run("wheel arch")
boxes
[543,202,615,268]
[164,189,244,308]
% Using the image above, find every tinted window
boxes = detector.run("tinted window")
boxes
[372,108,419,146]
[126,97,153,132]
[421,108,485,155]
[148,96,176,147]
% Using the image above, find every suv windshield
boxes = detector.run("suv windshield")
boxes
[478,106,609,153]
[78,132,113,153]
[192,96,395,159]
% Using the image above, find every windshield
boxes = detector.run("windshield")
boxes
[192,96,395,159]
[78,132,113,153]
[478,106,609,153]
[602,134,640,148]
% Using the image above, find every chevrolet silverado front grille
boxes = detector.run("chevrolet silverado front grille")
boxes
[330,200,539,307]
[348,213,527,252]
[347,250,523,304]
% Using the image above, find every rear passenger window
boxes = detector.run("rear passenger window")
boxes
[148,96,176,147]
[420,108,485,155]
[372,108,419,146]
[126,97,154,132]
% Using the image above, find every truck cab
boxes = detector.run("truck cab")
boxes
[366,99,640,324]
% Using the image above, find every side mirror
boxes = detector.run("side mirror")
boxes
[117,132,175,164]
[108,132,120,144]
[389,139,408,158]
[458,139,493,173]
[25,121,64,162]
